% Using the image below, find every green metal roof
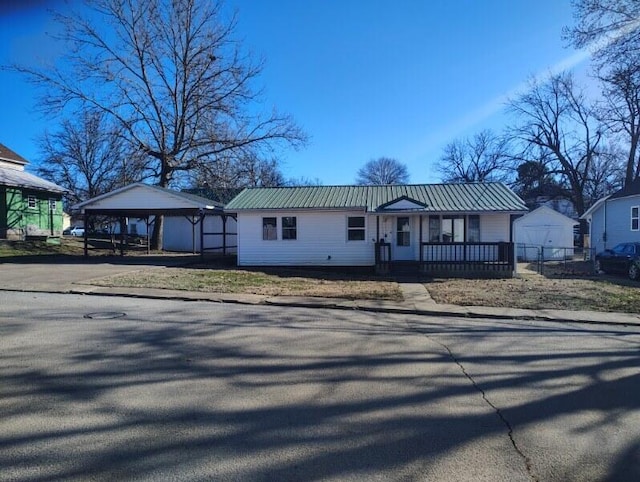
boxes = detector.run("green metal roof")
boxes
[225,183,528,213]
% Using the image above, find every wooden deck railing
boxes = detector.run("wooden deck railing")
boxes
[420,242,514,277]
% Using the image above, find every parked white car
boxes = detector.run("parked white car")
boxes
[63,226,85,237]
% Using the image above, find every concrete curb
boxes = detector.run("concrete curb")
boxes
[2,285,640,328]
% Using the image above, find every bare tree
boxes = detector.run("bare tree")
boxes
[508,72,604,217]
[437,130,513,184]
[16,0,306,248]
[193,154,286,189]
[566,0,640,186]
[36,109,146,207]
[566,0,640,68]
[356,157,409,185]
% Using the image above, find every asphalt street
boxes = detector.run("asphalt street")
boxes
[1,291,639,481]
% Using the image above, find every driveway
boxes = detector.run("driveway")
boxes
[0,255,198,292]
[2,291,640,481]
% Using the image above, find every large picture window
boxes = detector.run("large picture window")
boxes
[442,216,464,242]
[428,215,479,242]
[282,216,297,240]
[347,216,365,241]
[632,207,639,231]
[263,217,277,240]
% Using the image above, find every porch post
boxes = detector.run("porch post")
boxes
[222,214,228,256]
[419,214,423,263]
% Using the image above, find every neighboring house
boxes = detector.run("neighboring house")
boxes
[0,143,66,240]
[225,183,528,276]
[581,179,640,254]
[534,196,578,219]
[514,206,578,261]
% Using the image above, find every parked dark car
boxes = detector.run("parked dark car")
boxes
[595,242,640,280]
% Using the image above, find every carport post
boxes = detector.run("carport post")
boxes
[83,212,89,258]
[199,211,205,259]
[222,215,227,256]
[119,217,126,256]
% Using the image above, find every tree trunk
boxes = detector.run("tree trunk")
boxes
[150,163,171,250]
[150,215,163,251]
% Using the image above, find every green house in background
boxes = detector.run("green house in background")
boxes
[0,143,66,240]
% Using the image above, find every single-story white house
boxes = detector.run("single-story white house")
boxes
[73,183,236,256]
[225,183,528,276]
[581,179,640,254]
[514,205,578,261]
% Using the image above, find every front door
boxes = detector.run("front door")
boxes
[393,216,413,260]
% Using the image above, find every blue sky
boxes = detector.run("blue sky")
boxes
[0,0,584,185]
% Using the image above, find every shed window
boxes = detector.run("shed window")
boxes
[347,216,365,241]
[27,195,36,209]
[263,217,277,240]
[282,216,297,240]
[632,207,639,231]
[48,199,57,212]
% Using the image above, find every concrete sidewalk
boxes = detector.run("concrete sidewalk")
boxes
[1,260,639,327]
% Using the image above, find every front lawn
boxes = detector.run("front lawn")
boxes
[89,266,404,301]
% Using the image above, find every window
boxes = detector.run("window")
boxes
[427,215,479,242]
[262,217,277,240]
[468,215,480,242]
[632,207,639,231]
[442,216,464,242]
[27,195,36,209]
[48,199,57,212]
[396,217,410,246]
[428,216,440,242]
[282,216,297,240]
[347,216,365,241]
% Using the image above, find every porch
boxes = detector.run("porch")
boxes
[375,241,515,278]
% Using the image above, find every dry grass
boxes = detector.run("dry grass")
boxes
[426,272,640,313]
[90,266,403,301]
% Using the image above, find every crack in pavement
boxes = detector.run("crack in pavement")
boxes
[406,321,539,482]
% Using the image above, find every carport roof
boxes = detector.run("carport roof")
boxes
[73,183,224,216]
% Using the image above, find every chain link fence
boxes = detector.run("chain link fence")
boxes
[517,244,597,277]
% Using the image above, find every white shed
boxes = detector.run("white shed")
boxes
[514,206,578,261]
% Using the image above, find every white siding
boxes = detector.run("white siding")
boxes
[479,213,511,242]
[87,185,199,210]
[164,215,237,253]
[236,211,515,266]
[237,210,374,266]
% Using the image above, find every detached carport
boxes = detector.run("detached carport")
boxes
[73,183,235,258]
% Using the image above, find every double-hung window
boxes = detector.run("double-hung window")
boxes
[27,195,36,209]
[347,216,365,241]
[632,207,639,231]
[282,216,297,240]
[48,199,57,212]
[263,217,277,240]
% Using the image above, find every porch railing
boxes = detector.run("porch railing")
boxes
[420,242,514,277]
